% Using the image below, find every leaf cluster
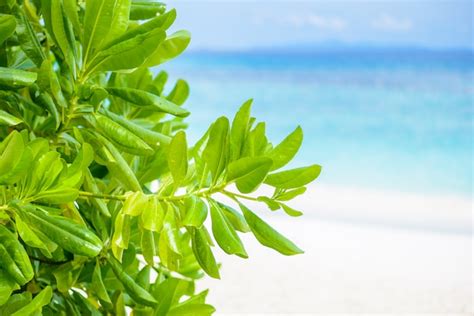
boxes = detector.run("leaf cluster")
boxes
[0,0,321,314]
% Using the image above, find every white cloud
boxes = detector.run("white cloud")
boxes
[285,14,347,31]
[372,14,413,31]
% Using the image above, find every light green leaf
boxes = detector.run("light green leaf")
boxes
[143,30,191,67]
[168,303,216,316]
[275,187,307,201]
[162,203,181,255]
[83,0,116,64]
[267,126,303,170]
[168,131,188,185]
[182,196,208,228]
[209,200,247,258]
[230,99,252,161]
[280,203,303,217]
[130,1,165,20]
[50,0,75,72]
[14,8,45,66]
[240,204,303,255]
[191,227,220,279]
[140,197,164,232]
[11,286,52,316]
[265,164,322,189]
[0,269,19,306]
[107,87,189,117]
[227,156,273,193]
[167,79,189,105]
[203,117,229,182]
[218,202,250,233]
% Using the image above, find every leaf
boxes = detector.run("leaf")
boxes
[83,0,117,64]
[230,99,252,161]
[162,204,181,255]
[50,0,75,71]
[0,269,19,306]
[14,8,45,66]
[92,261,111,303]
[182,196,208,228]
[0,67,37,88]
[107,87,189,117]
[141,230,157,266]
[11,286,52,316]
[280,203,303,217]
[15,214,50,254]
[275,187,307,201]
[264,164,322,189]
[240,204,303,255]
[168,304,216,316]
[130,1,165,20]
[0,14,16,45]
[168,131,188,185]
[217,202,250,233]
[227,156,273,193]
[91,28,165,73]
[140,197,164,232]
[143,30,191,67]
[108,256,157,306]
[203,116,229,182]
[104,0,131,45]
[267,126,303,171]
[209,200,247,258]
[191,227,220,279]
[167,79,189,105]
[0,226,33,285]
[96,113,153,156]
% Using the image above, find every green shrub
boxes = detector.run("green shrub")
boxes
[0,0,321,314]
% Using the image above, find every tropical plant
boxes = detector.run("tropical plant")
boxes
[0,0,321,314]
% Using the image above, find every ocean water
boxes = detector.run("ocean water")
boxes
[164,50,473,198]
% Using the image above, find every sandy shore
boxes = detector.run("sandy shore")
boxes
[199,186,473,314]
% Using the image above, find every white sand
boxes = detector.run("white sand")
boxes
[199,185,473,314]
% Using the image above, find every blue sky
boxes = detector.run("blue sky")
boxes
[170,0,473,51]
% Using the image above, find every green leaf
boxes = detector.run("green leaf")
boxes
[108,256,158,306]
[191,227,220,279]
[0,226,33,286]
[143,30,191,67]
[0,269,19,306]
[0,67,37,89]
[209,200,247,258]
[168,131,188,185]
[14,8,45,66]
[130,1,165,20]
[140,197,164,232]
[217,202,250,233]
[141,230,157,266]
[92,261,111,303]
[91,28,165,73]
[227,156,273,193]
[162,204,181,255]
[83,0,117,64]
[0,14,16,45]
[96,113,154,156]
[107,87,189,117]
[264,164,322,189]
[11,286,52,316]
[280,203,303,217]
[15,214,50,255]
[167,79,189,105]
[182,196,208,228]
[230,99,252,161]
[203,116,229,182]
[168,303,216,316]
[267,126,303,170]
[275,187,307,201]
[240,204,303,255]
[50,0,75,72]
[104,0,131,45]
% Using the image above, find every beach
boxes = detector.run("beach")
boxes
[199,185,473,314]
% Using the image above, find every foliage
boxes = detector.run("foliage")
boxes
[0,0,321,314]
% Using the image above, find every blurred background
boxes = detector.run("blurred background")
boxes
[164,0,472,314]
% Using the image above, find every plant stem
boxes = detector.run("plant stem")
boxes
[222,190,259,202]
[78,191,126,201]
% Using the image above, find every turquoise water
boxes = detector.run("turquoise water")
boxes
[165,50,473,197]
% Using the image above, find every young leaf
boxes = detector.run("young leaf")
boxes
[227,156,273,193]
[182,196,208,228]
[265,164,322,189]
[92,261,112,303]
[0,14,16,45]
[240,204,303,256]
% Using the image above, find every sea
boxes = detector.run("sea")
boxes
[165,48,473,199]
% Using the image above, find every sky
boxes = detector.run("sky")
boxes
[169,0,473,51]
